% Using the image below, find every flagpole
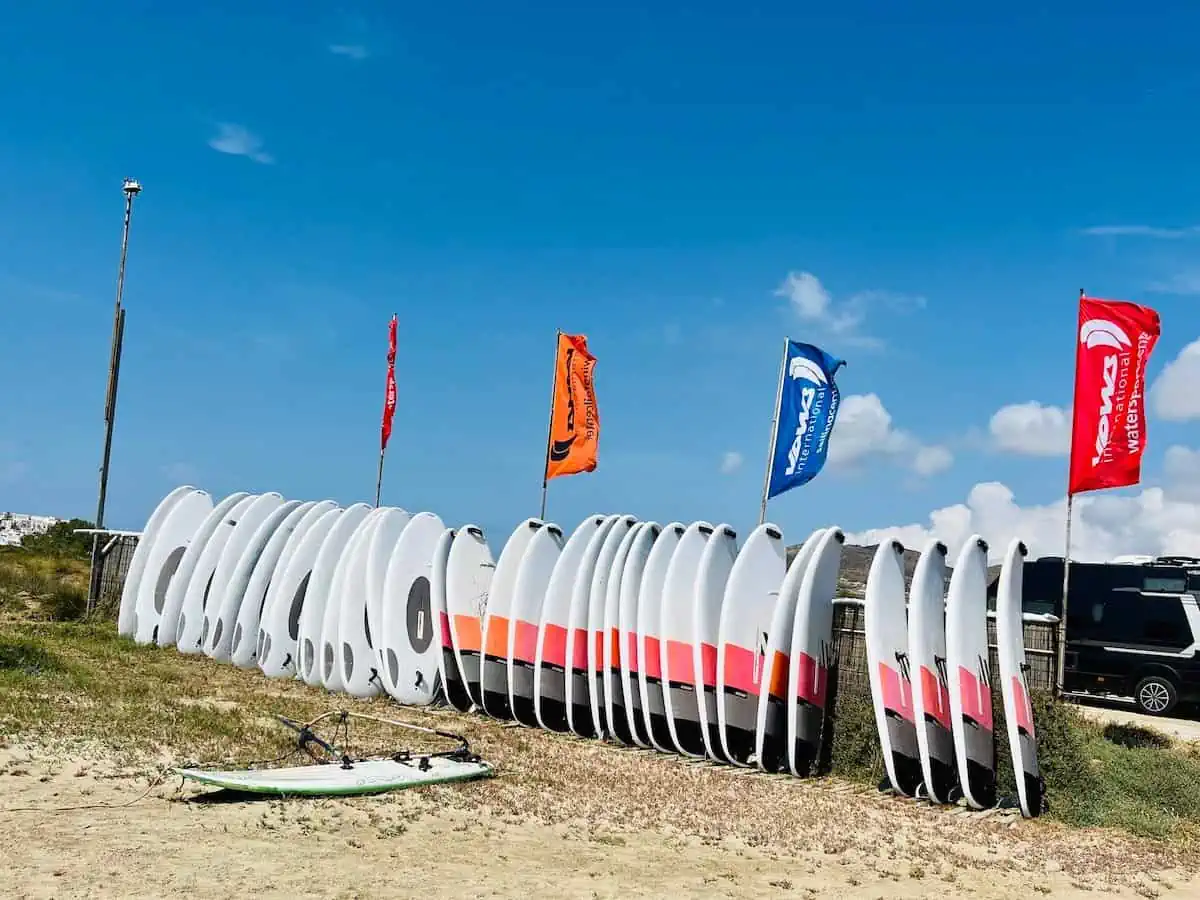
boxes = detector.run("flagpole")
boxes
[1055,288,1085,696]
[757,337,790,526]
[539,329,563,521]
[374,448,386,507]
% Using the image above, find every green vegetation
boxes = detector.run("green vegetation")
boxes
[0,544,90,622]
[19,518,96,560]
[824,668,1200,842]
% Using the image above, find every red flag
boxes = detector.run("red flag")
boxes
[380,315,398,451]
[1067,295,1160,495]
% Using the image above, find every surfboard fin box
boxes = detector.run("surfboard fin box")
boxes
[175,709,494,798]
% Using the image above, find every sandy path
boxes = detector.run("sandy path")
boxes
[1,743,1196,900]
[1071,700,1200,743]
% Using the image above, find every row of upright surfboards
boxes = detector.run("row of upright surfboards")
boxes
[117,485,1044,819]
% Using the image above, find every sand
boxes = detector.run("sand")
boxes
[1,735,1197,900]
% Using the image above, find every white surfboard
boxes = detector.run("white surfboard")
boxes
[379,511,447,705]
[208,497,300,662]
[176,494,260,655]
[602,521,646,746]
[480,519,543,719]
[613,522,658,748]
[691,524,738,761]
[660,521,712,758]
[865,540,922,797]
[908,539,957,804]
[258,506,342,678]
[132,488,213,645]
[231,500,327,668]
[317,512,377,692]
[298,503,372,686]
[533,516,604,732]
[945,535,997,810]
[177,757,492,797]
[716,523,785,767]
[225,501,309,672]
[158,492,251,649]
[430,527,473,712]
[445,525,494,708]
[202,492,286,658]
[564,515,622,738]
[997,538,1043,818]
[587,515,637,738]
[783,527,844,776]
[637,522,683,752]
[119,485,196,637]
[364,508,412,674]
[509,523,564,727]
[330,511,388,696]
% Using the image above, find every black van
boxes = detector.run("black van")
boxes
[1016,555,1200,716]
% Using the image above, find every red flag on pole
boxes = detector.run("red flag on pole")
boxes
[1067,295,1160,495]
[380,314,398,452]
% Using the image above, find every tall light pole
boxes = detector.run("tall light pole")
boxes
[88,178,142,612]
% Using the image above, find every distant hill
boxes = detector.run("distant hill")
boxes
[785,539,1000,599]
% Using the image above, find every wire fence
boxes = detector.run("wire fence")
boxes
[831,599,1059,697]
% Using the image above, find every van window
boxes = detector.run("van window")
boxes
[1143,575,1188,593]
[1190,573,1200,593]
[1131,597,1192,650]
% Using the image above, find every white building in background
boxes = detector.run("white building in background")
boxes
[0,513,61,547]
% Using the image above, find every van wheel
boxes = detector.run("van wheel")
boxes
[1133,675,1179,716]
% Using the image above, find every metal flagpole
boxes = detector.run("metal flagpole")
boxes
[374,448,386,507]
[1054,288,1085,696]
[757,337,790,526]
[88,178,142,614]
[538,330,563,521]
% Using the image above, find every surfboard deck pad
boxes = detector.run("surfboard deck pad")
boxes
[176,757,493,797]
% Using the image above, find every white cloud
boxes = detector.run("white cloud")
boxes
[913,445,954,477]
[1164,445,1200,501]
[1148,273,1200,295]
[829,393,953,477]
[773,271,924,349]
[208,123,275,164]
[329,43,369,60]
[846,478,1200,564]
[1150,338,1200,420]
[1082,225,1200,239]
[719,451,743,475]
[988,401,1071,457]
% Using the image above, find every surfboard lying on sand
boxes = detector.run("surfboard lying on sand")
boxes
[176,757,493,797]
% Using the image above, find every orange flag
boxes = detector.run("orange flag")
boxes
[545,332,600,481]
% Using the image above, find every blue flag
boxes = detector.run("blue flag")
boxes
[767,340,845,500]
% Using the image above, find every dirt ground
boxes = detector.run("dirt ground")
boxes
[2,738,1197,900]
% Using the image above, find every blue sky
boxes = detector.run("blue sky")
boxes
[2,2,1198,559]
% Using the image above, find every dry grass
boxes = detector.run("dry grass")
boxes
[0,547,89,621]
[2,615,1200,896]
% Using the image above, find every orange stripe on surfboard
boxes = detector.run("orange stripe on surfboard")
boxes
[454,614,482,653]
[484,616,510,659]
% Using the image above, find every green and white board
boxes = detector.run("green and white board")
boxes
[176,757,493,797]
